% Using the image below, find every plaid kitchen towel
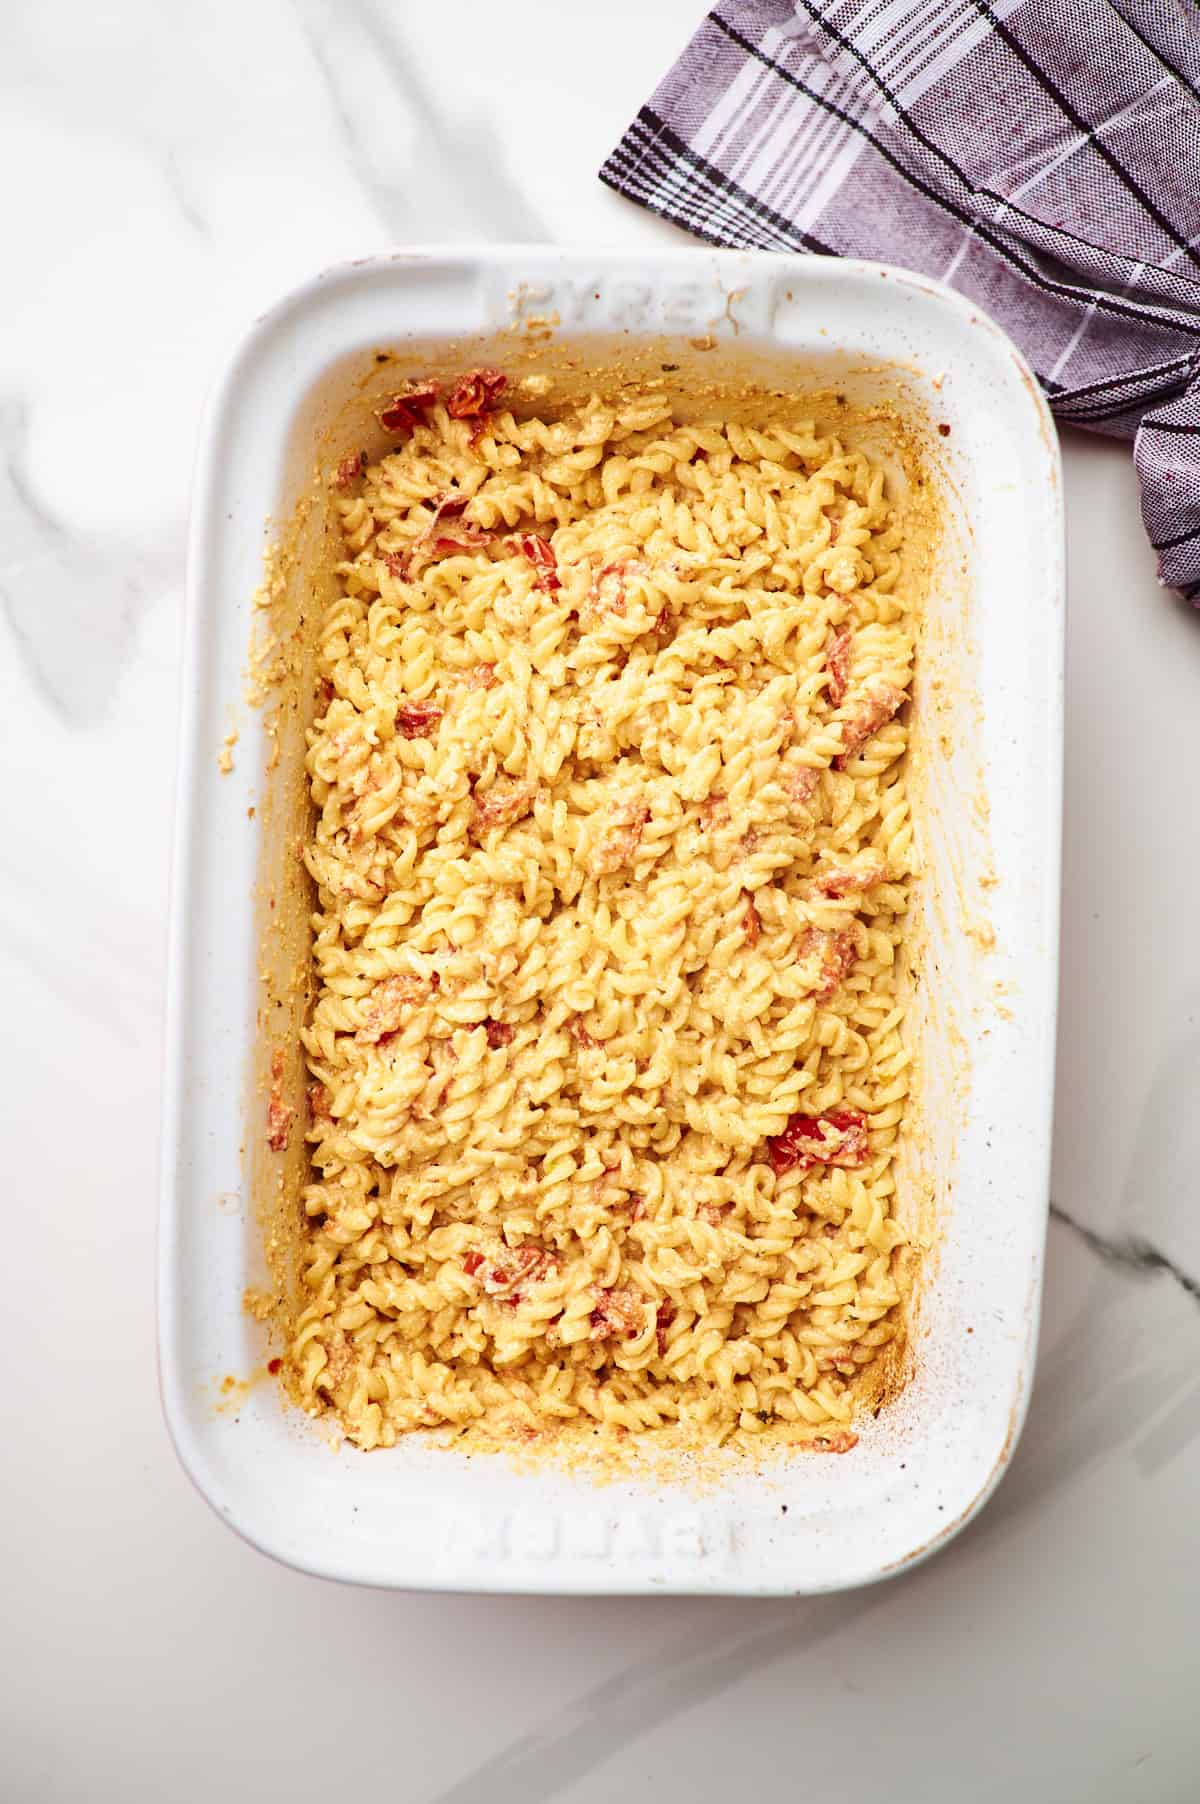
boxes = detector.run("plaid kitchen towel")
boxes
[600,0,1200,598]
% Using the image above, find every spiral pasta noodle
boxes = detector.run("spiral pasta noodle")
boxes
[284,375,918,1453]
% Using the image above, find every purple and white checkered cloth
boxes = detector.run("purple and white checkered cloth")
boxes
[600,0,1200,599]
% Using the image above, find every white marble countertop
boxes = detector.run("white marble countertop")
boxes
[5,2,1199,1798]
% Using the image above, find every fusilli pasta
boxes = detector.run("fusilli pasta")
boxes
[283,371,917,1454]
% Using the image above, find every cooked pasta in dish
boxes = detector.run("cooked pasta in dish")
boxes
[286,368,917,1452]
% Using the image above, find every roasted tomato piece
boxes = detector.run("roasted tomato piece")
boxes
[767,1108,869,1176]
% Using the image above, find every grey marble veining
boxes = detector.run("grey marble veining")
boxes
[1,399,184,723]
[294,0,552,243]
[1052,1201,1200,1308]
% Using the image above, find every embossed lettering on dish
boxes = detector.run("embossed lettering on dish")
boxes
[440,1509,738,1566]
[499,271,778,336]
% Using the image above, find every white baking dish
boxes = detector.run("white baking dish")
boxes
[159,247,1063,1594]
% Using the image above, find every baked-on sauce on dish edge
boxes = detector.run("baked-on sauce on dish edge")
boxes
[256,362,935,1461]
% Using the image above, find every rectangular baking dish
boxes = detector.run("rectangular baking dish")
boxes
[159,246,1063,1594]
